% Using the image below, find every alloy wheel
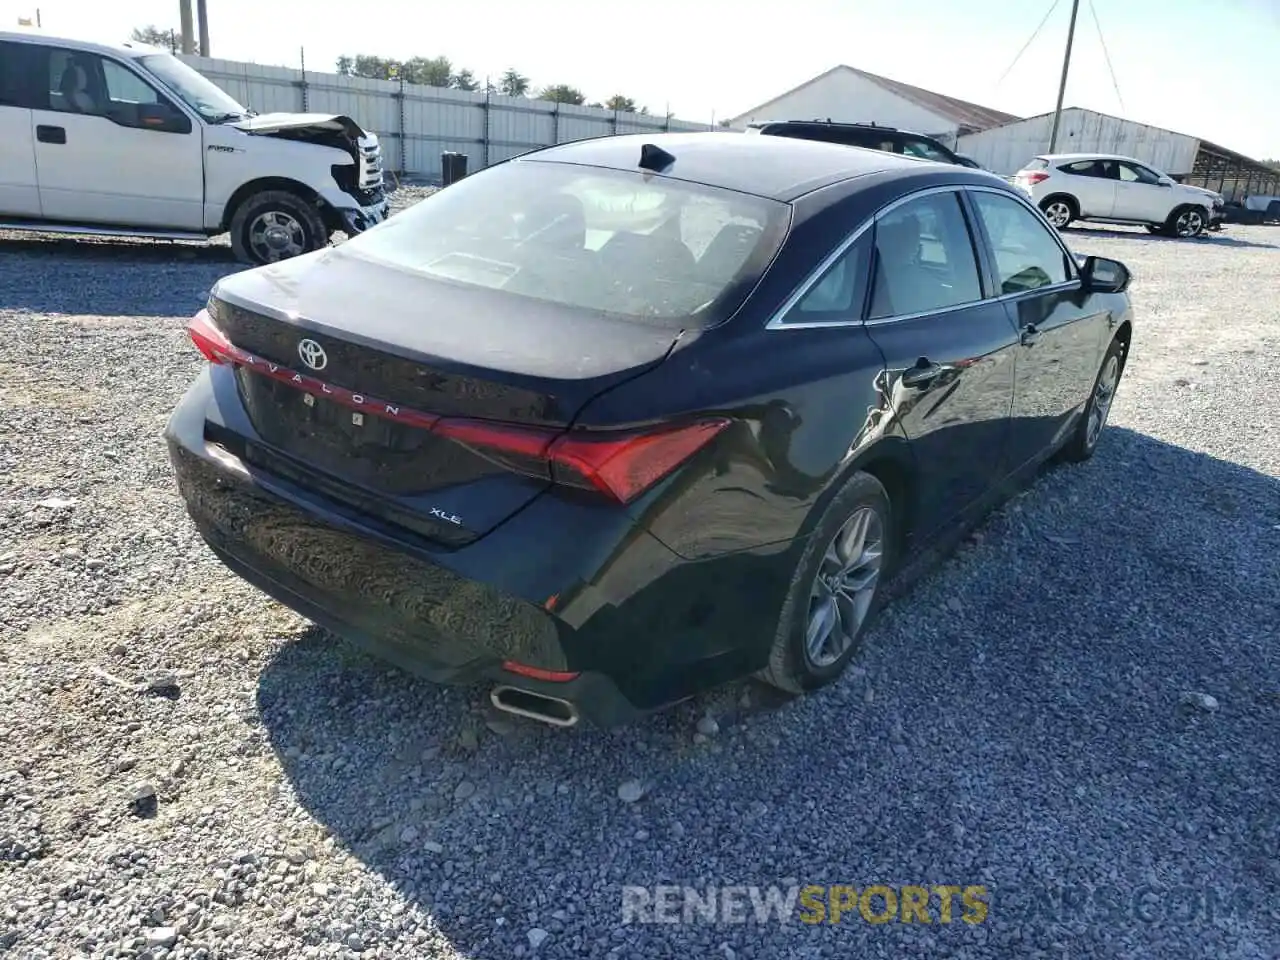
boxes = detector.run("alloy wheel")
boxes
[1086,354,1121,447]
[1043,201,1072,228]
[805,506,884,668]
[1174,209,1204,238]
[248,210,308,262]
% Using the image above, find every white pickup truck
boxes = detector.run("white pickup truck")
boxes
[0,28,388,264]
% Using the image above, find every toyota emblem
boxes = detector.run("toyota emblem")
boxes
[297,338,328,371]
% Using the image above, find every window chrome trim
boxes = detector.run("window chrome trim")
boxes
[765,182,1082,332]
[764,184,963,331]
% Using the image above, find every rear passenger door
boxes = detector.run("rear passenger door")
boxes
[1059,159,1117,218]
[965,188,1109,469]
[0,40,41,218]
[861,189,1019,539]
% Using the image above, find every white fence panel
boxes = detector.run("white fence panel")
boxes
[179,54,711,181]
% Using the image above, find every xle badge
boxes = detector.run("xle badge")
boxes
[351,412,364,426]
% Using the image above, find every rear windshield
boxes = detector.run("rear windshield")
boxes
[341,159,789,329]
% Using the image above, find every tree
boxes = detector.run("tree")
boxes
[498,69,530,98]
[717,118,733,128]
[402,56,452,87]
[605,95,640,114]
[450,69,479,92]
[344,54,400,80]
[131,25,180,52]
[540,84,586,106]
[335,55,354,76]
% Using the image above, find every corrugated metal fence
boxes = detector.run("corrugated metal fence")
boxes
[178,55,710,181]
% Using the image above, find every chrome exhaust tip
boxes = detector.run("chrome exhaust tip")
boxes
[490,685,580,728]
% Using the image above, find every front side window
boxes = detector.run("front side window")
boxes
[971,191,1072,294]
[341,160,789,330]
[43,49,181,128]
[901,137,954,163]
[869,192,982,319]
[1118,162,1162,185]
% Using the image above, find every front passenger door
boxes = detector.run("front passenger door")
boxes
[30,48,204,229]
[861,189,1019,539]
[1112,161,1170,222]
[966,189,1110,469]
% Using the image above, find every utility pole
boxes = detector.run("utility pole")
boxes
[1047,0,1080,154]
[178,0,195,55]
[196,0,210,56]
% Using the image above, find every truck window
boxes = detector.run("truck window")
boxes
[900,137,955,163]
[0,41,36,107]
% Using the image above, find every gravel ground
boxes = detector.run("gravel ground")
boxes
[1,196,1278,959]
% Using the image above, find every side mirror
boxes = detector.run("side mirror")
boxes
[137,101,191,134]
[1080,255,1131,294]
[1156,176,1174,187]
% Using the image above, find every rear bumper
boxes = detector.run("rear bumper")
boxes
[165,369,785,725]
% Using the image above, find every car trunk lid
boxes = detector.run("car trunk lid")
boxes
[203,247,682,543]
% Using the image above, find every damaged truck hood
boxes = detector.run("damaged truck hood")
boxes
[232,113,369,140]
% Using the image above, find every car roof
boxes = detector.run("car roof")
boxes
[1037,152,1148,165]
[520,132,932,202]
[0,27,159,59]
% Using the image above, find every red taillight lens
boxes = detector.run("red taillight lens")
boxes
[501,661,580,682]
[188,309,234,365]
[435,416,731,504]
[548,420,731,502]
[1019,171,1050,185]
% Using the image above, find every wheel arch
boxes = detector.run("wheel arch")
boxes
[797,436,918,560]
[220,177,327,233]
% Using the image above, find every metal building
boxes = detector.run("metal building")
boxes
[728,65,1018,146]
[958,107,1280,200]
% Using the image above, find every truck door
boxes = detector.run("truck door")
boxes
[29,45,204,230]
[0,40,42,218]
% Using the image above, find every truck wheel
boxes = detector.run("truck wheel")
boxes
[1167,205,1206,238]
[229,190,329,265]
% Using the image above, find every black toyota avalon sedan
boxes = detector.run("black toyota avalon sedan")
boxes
[166,132,1134,727]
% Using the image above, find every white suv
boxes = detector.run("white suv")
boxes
[0,28,388,264]
[1013,153,1224,238]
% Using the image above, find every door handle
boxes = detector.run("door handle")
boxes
[900,359,944,388]
[36,125,66,144]
[1020,324,1040,346]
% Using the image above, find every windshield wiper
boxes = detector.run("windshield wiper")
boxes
[206,112,245,124]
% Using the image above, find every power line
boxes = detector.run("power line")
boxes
[1088,0,1125,112]
[996,0,1061,87]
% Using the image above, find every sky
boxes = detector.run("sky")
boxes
[6,0,1280,159]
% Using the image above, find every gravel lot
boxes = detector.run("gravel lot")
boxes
[1,191,1277,959]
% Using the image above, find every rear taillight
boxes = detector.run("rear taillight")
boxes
[1018,171,1050,185]
[441,417,731,504]
[187,307,730,504]
[188,309,234,364]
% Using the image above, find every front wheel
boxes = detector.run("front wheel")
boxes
[1061,338,1125,463]
[759,472,893,694]
[229,190,329,265]
[1167,205,1207,239]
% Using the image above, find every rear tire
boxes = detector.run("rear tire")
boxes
[1039,196,1077,229]
[229,190,328,265]
[758,472,894,695]
[1061,337,1125,463]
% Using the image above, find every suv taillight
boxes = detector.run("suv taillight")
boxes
[1018,172,1050,185]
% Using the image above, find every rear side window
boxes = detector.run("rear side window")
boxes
[1023,158,1049,171]
[342,160,789,330]
[0,41,35,107]
[778,233,871,322]
[869,192,982,319]
[970,192,1072,294]
[1062,160,1100,176]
